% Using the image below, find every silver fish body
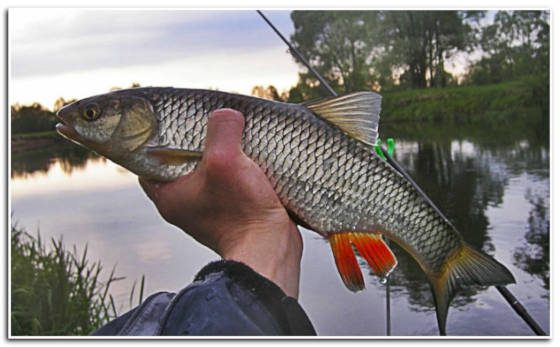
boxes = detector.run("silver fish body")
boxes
[151,89,457,266]
[56,87,514,334]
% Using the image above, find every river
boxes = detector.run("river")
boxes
[10,119,549,336]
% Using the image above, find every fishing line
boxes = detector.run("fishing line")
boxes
[256,10,546,336]
[256,11,336,97]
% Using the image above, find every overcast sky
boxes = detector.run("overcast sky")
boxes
[9,9,300,109]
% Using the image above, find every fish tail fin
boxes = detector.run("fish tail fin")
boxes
[328,232,397,292]
[430,242,515,335]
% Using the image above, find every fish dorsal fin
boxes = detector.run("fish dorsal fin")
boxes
[303,92,382,147]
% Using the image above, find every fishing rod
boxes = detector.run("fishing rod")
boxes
[256,10,546,336]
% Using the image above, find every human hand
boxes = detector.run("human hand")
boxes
[139,109,303,298]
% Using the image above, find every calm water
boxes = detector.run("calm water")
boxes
[10,120,549,336]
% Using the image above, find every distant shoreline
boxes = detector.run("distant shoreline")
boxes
[10,78,549,154]
[11,131,62,153]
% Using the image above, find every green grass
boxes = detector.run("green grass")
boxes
[11,130,59,140]
[381,77,549,124]
[10,223,142,336]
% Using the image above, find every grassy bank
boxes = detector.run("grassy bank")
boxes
[11,224,120,336]
[11,131,63,153]
[381,77,549,125]
[12,130,58,140]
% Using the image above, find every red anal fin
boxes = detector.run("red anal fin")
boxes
[348,232,397,278]
[328,233,364,292]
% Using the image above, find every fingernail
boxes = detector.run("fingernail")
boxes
[210,108,243,118]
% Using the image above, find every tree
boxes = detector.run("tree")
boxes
[290,11,381,96]
[380,11,481,89]
[465,10,549,85]
[287,10,479,98]
[53,97,77,112]
[109,82,142,92]
[251,85,286,101]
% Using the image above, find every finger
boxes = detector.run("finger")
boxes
[204,108,245,158]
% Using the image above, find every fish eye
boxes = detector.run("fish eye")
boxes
[83,103,101,121]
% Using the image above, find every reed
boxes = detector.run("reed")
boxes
[10,223,125,336]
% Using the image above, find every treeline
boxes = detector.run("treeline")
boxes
[252,10,549,103]
[11,98,75,135]
[11,103,59,135]
[11,11,548,135]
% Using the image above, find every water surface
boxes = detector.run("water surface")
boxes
[10,120,549,336]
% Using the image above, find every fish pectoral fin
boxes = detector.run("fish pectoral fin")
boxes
[146,147,202,165]
[328,233,364,292]
[348,232,397,278]
[303,92,381,147]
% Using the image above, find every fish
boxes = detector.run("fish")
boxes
[56,87,515,335]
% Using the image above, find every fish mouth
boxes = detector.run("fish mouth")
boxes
[55,109,84,145]
[55,122,82,143]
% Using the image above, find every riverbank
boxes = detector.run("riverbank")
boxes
[10,78,549,153]
[381,77,549,125]
[11,131,61,153]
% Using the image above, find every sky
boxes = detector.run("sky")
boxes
[9,9,301,109]
[9,8,490,110]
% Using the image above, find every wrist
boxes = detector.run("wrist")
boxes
[217,219,302,298]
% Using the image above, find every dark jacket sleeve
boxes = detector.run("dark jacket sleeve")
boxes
[91,260,316,336]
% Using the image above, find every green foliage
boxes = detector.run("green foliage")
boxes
[251,85,287,101]
[380,11,480,89]
[283,10,548,102]
[11,224,122,336]
[380,79,548,126]
[11,131,59,140]
[287,10,481,99]
[290,11,379,95]
[464,11,549,85]
[11,103,59,135]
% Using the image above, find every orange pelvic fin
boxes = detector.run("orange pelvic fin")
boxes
[328,232,398,291]
[348,232,398,278]
[328,233,364,292]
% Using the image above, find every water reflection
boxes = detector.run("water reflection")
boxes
[11,144,134,198]
[10,119,550,335]
[372,121,549,326]
[368,139,506,312]
[11,142,101,179]
[513,189,550,293]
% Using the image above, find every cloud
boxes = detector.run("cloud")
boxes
[10,9,294,79]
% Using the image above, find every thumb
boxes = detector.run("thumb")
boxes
[204,108,245,159]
